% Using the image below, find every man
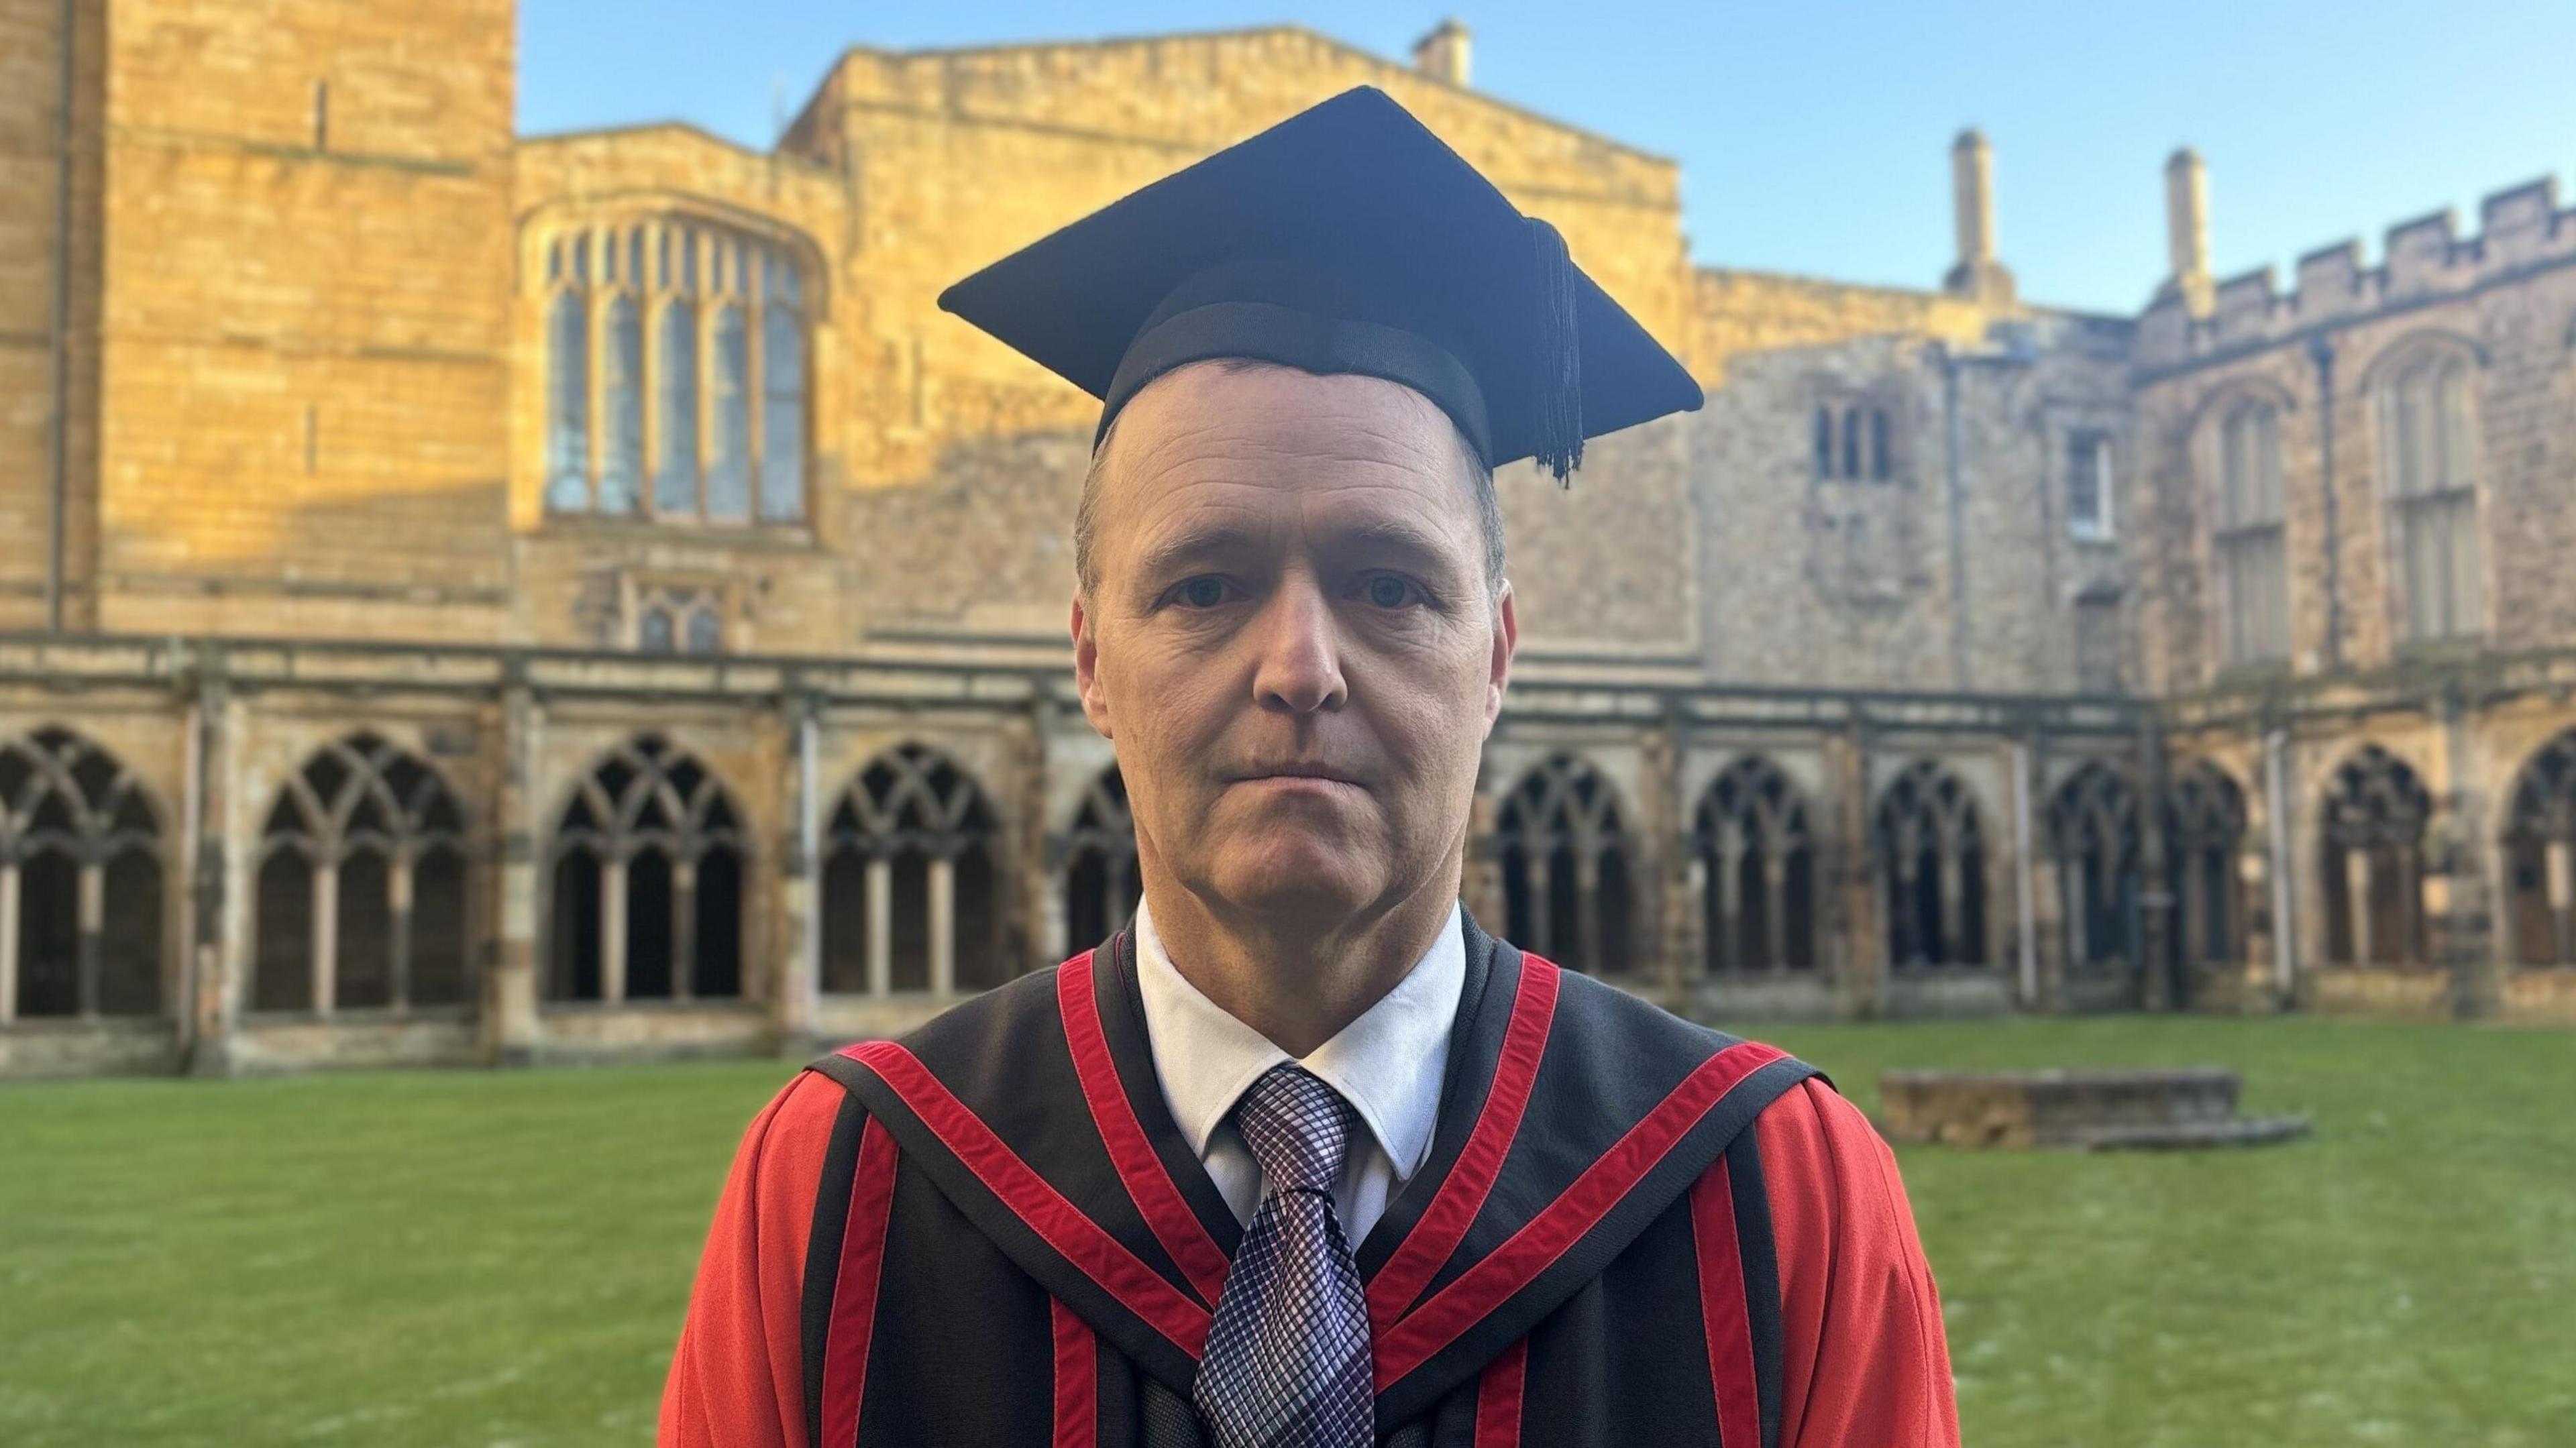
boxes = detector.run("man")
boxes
[661,87,1958,1447]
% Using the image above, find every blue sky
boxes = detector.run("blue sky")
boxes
[520,1,2576,315]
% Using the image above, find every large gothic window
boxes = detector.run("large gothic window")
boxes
[547,736,743,1003]
[0,730,161,1021]
[2046,763,2141,970]
[251,734,468,1015]
[2378,350,2483,641]
[2318,745,2430,966]
[1693,757,1816,972]
[1496,755,1634,974]
[1876,761,1987,968]
[2216,400,2290,665]
[820,744,1008,995]
[2163,763,2248,967]
[541,219,809,526]
[2502,730,2576,966]
[1060,765,1141,957]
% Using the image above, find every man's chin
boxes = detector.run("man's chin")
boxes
[1201,839,1376,917]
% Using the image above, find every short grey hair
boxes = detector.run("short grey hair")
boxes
[1072,359,1507,605]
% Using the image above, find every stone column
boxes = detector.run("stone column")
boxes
[310,862,337,1015]
[2438,692,2500,1017]
[1713,826,1743,974]
[928,854,956,996]
[1829,716,1882,1018]
[600,857,629,1004]
[2136,724,2174,1010]
[773,691,821,1044]
[669,858,697,1001]
[1018,695,1058,972]
[187,666,247,1076]
[2549,840,2575,966]
[1526,848,1553,962]
[1644,711,1687,992]
[486,674,543,1065]
[1574,850,1604,977]
[865,854,892,997]
[387,859,413,1011]
[2345,849,2373,967]
[0,862,17,1025]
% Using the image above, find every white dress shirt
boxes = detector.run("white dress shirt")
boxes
[1130,893,1465,1243]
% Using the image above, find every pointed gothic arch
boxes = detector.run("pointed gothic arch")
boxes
[546,734,743,1003]
[1876,761,1987,968]
[1692,756,1817,972]
[1495,754,1635,974]
[2318,745,2430,966]
[2502,730,2576,966]
[2162,762,2249,968]
[0,729,162,1021]
[2047,763,2143,970]
[820,743,1008,995]
[249,733,469,1015]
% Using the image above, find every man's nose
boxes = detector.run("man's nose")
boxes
[1248,573,1347,714]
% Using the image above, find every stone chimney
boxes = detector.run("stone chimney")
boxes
[1413,18,1471,87]
[1942,128,2016,305]
[2159,147,2214,316]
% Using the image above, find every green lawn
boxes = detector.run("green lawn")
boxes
[1,1018,2569,1447]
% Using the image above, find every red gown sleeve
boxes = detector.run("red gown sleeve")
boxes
[657,1070,849,1448]
[1755,1077,1962,1448]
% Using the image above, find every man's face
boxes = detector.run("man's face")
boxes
[1071,360,1516,928]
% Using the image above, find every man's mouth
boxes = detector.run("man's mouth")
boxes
[1230,763,1364,787]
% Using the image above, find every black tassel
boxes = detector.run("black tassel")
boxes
[1527,217,1582,486]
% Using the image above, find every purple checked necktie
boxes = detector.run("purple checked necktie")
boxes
[1192,1064,1375,1448]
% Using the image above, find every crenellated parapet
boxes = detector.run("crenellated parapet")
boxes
[2137,176,2575,370]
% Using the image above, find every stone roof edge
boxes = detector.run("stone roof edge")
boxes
[515,119,837,176]
[1696,265,2130,328]
[822,23,1678,169]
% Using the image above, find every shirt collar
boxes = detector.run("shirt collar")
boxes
[1131,893,1464,1182]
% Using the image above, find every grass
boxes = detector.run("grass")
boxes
[1,1017,2569,1447]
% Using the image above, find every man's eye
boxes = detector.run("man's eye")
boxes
[1364,575,1422,609]
[1173,577,1229,609]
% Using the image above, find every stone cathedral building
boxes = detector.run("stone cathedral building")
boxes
[4,4,2574,1076]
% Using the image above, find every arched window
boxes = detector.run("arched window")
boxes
[821,744,1008,996]
[1876,761,1986,968]
[1870,408,1892,481]
[251,734,468,1015]
[2502,730,2576,966]
[2318,745,2429,966]
[0,730,161,1021]
[2216,400,2289,664]
[544,284,588,513]
[2046,763,2141,970]
[1812,406,1833,480]
[2162,763,2247,967]
[600,294,643,512]
[1496,754,1633,974]
[1693,757,1816,972]
[1841,407,1862,480]
[1060,765,1140,956]
[541,217,810,526]
[547,736,743,1003]
[2379,351,2483,641]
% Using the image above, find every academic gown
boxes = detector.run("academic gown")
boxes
[660,911,1961,1447]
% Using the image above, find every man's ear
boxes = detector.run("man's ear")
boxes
[1484,578,1516,735]
[1071,593,1112,738]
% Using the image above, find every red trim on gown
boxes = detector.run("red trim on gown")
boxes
[656,1063,1962,1448]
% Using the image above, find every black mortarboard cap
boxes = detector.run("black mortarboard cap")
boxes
[936,85,1703,483]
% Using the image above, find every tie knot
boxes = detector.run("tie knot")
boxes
[1232,1064,1357,1197]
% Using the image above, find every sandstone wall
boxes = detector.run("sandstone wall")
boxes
[91,0,517,641]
